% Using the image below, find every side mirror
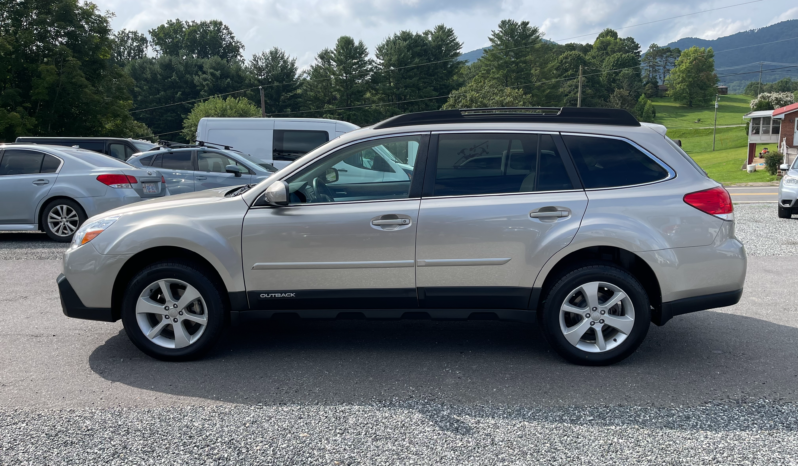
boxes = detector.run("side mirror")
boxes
[780,164,790,171]
[263,180,289,206]
[225,165,242,177]
[324,167,339,183]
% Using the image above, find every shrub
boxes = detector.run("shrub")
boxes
[764,152,784,175]
[750,92,795,110]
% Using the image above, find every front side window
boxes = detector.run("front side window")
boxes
[285,135,421,204]
[198,152,250,174]
[431,133,573,197]
[0,150,45,176]
[273,130,330,162]
[563,135,670,189]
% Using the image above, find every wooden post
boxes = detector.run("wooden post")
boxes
[712,95,719,151]
[259,86,266,118]
[577,65,583,108]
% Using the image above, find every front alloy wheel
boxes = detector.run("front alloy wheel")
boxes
[559,281,635,353]
[122,261,226,361]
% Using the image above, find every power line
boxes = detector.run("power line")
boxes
[129,87,261,113]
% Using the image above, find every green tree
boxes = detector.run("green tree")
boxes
[0,0,140,141]
[149,19,244,62]
[633,94,656,122]
[552,51,602,107]
[442,77,531,109]
[112,29,149,64]
[666,46,719,107]
[248,47,300,115]
[181,96,259,141]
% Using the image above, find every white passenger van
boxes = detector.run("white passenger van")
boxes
[195,118,360,169]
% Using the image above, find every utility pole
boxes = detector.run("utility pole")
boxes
[259,86,266,118]
[757,62,763,96]
[577,65,583,108]
[712,94,719,151]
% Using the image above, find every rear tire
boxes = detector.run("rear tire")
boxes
[778,204,792,219]
[41,199,86,242]
[121,260,227,361]
[538,264,650,366]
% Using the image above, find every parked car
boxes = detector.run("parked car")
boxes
[778,158,798,218]
[58,107,746,365]
[127,145,278,194]
[0,144,168,242]
[195,117,359,169]
[15,137,158,161]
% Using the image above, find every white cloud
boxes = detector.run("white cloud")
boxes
[769,6,798,25]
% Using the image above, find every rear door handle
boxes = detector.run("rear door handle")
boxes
[196,176,207,180]
[372,219,410,226]
[32,179,49,186]
[530,209,569,219]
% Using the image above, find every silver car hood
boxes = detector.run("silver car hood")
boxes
[101,187,237,218]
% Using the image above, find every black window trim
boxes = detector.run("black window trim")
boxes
[560,132,676,191]
[421,130,584,199]
[252,132,431,208]
[0,148,64,176]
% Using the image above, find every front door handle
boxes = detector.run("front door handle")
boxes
[372,219,410,226]
[196,176,207,180]
[32,179,50,186]
[530,207,571,219]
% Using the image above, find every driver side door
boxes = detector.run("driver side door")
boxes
[241,134,429,313]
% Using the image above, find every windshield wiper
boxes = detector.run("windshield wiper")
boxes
[227,184,255,197]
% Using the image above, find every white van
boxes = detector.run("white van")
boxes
[195,118,360,169]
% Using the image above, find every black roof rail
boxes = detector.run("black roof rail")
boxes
[372,107,641,129]
[197,140,234,150]
[157,140,202,149]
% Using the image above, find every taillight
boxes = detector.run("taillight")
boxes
[684,186,733,219]
[97,174,133,189]
[126,175,138,184]
[161,175,166,184]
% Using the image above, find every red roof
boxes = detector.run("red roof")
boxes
[773,102,798,117]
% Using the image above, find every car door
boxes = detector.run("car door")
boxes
[0,149,61,225]
[151,151,195,194]
[241,134,428,311]
[195,151,252,190]
[415,132,588,310]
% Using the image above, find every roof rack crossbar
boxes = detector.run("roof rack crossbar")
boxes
[372,107,640,129]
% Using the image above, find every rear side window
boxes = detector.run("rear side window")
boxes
[41,155,62,173]
[273,130,329,162]
[431,133,573,197]
[563,136,669,189]
[108,143,134,161]
[0,150,44,175]
[136,154,156,166]
[161,152,193,170]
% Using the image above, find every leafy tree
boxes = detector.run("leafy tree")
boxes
[181,96,259,141]
[300,49,337,118]
[633,94,656,122]
[666,46,718,107]
[552,51,602,107]
[749,91,794,110]
[0,0,140,141]
[149,19,244,62]
[248,47,300,115]
[442,77,531,109]
[112,29,149,64]
[607,89,637,113]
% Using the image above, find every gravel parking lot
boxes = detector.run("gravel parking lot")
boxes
[1,204,797,464]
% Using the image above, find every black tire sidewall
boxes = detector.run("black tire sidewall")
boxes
[539,265,650,366]
[121,261,226,361]
[42,199,86,242]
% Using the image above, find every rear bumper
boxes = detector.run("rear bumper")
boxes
[652,288,743,326]
[57,274,118,322]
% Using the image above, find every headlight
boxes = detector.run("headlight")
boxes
[70,217,119,250]
[784,176,798,185]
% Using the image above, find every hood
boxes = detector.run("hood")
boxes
[98,187,240,218]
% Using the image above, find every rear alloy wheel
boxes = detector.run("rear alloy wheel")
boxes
[122,261,226,361]
[778,204,792,219]
[42,199,86,242]
[539,265,650,366]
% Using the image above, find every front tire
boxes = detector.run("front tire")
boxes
[778,204,792,219]
[121,260,227,361]
[538,264,650,366]
[42,199,86,242]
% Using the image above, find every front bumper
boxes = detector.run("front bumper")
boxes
[652,288,743,326]
[778,182,798,208]
[57,274,118,322]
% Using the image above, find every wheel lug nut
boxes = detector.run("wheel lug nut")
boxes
[178,311,183,315]
[163,306,169,311]
[599,319,604,324]
[592,307,597,311]
[173,318,178,323]
[590,321,595,326]
[173,304,178,308]
[585,313,591,318]
[600,310,605,315]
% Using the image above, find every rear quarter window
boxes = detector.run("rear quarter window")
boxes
[563,136,670,189]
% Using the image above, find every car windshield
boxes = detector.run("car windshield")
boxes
[258,163,278,172]
[132,141,157,152]
[59,149,132,168]
[793,157,798,169]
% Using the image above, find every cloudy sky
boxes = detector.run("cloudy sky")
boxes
[94,0,798,67]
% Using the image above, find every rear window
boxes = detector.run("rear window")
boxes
[273,130,329,162]
[136,154,156,166]
[58,149,131,168]
[563,136,669,189]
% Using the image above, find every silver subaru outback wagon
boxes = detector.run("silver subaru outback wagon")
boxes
[57,108,746,365]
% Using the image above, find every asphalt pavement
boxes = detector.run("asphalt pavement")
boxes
[1,204,797,464]
[728,186,779,203]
